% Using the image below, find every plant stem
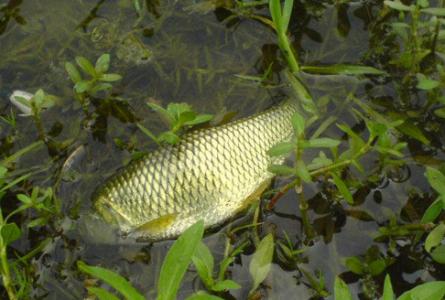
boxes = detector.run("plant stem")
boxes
[278,32,300,73]
[0,242,17,300]
[268,140,373,209]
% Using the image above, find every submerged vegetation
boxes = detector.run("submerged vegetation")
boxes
[1,0,445,299]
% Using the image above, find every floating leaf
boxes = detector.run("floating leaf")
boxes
[77,261,145,300]
[334,277,353,300]
[425,224,445,253]
[158,220,205,300]
[1,223,21,246]
[302,64,386,75]
[249,234,274,295]
[383,274,394,300]
[268,141,295,157]
[398,281,445,300]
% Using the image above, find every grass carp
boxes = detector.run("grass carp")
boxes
[93,100,299,240]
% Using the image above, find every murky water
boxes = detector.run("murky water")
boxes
[1,0,444,299]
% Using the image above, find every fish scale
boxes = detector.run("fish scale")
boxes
[93,99,299,240]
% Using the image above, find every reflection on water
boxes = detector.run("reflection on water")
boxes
[1,0,444,299]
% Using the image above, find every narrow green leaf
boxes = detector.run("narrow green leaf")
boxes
[158,131,180,145]
[268,141,295,157]
[269,0,282,33]
[302,64,386,75]
[431,245,445,264]
[1,223,22,245]
[334,277,353,300]
[421,7,445,16]
[65,62,81,83]
[95,54,110,74]
[87,287,120,300]
[136,123,160,145]
[434,107,445,119]
[146,102,175,126]
[192,241,214,287]
[383,274,394,300]
[186,291,224,300]
[100,74,122,82]
[27,217,47,228]
[249,234,274,295]
[416,73,440,90]
[384,0,414,11]
[77,261,145,300]
[211,280,241,292]
[305,138,340,149]
[281,0,294,32]
[396,120,430,145]
[167,103,193,119]
[158,220,205,300]
[426,167,445,196]
[268,164,295,176]
[425,224,445,253]
[291,113,305,136]
[296,160,312,183]
[331,173,353,204]
[398,281,445,300]
[74,80,93,94]
[421,199,443,224]
[183,114,213,126]
[344,256,364,275]
[75,56,97,77]
[176,111,197,128]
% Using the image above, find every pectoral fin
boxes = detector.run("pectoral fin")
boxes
[237,179,272,211]
[134,213,177,234]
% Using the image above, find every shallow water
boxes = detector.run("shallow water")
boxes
[1,0,444,299]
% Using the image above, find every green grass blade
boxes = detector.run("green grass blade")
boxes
[157,220,205,300]
[77,261,145,300]
[301,64,386,75]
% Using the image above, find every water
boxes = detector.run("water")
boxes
[1,0,444,299]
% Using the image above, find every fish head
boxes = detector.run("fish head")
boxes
[93,192,134,233]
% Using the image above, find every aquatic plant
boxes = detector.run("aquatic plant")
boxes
[65,53,122,110]
[137,102,213,145]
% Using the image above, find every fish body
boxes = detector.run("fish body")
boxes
[93,100,299,240]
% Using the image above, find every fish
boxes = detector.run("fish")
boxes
[93,99,299,240]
